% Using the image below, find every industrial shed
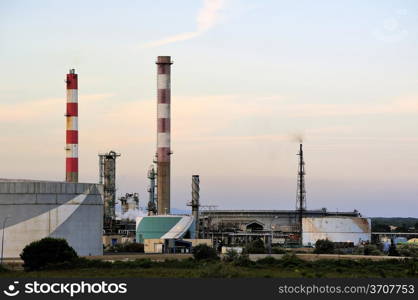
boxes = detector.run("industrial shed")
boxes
[0,180,103,258]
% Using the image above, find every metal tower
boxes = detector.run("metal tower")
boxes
[147,165,157,215]
[296,143,306,243]
[187,175,200,237]
[99,150,120,230]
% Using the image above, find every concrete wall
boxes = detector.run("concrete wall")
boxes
[144,239,164,253]
[0,180,103,258]
[302,217,371,246]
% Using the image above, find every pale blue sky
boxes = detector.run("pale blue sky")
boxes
[1,0,418,217]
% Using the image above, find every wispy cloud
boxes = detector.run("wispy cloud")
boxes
[0,94,112,122]
[141,0,226,48]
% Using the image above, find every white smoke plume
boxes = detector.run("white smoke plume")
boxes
[290,133,305,143]
[141,0,226,48]
[120,208,147,221]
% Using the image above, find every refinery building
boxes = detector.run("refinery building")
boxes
[0,56,371,258]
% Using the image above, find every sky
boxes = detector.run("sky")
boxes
[1,0,418,217]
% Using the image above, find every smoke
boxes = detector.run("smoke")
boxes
[290,133,304,144]
[141,0,226,48]
[119,208,148,221]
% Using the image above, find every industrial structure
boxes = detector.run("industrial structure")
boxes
[199,209,370,247]
[187,175,200,237]
[65,69,78,183]
[119,193,139,215]
[296,143,306,243]
[0,180,103,257]
[197,143,371,248]
[0,58,376,258]
[302,217,371,246]
[99,151,120,230]
[156,56,172,215]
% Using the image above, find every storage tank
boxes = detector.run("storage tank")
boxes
[302,216,371,246]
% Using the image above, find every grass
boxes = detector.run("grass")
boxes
[1,255,417,278]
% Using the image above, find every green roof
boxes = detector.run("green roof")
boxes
[136,217,182,243]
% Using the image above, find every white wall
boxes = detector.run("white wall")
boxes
[302,217,371,246]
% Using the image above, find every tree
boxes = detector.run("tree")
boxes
[20,238,78,271]
[313,239,335,254]
[245,239,266,254]
[193,244,218,261]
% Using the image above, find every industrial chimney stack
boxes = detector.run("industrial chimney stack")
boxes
[190,175,200,237]
[156,56,172,215]
[65,69,78,182]
[296,143,306,243]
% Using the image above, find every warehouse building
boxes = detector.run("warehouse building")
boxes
[0,180,103,258]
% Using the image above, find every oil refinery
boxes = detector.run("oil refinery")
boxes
[0,56,372,258]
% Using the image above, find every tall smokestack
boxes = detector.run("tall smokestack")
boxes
[296,143,306,244]
[156,56,172,215]
[66,69,78,182]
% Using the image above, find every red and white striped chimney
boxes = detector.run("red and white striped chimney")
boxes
[156,56,172,215]
[66,69,78,182]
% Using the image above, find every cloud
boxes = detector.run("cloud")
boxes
[141,0,226,48]
[0,94,112,123]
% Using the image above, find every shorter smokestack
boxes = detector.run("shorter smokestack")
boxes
[188,175,200,237]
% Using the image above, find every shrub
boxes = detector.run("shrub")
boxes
[20,238,78,271]
[232,252,254,267]
[363,245,383,256]
[193,244,219,261]
[278,254,304,268]
[256,256,278,266]
[223,250,254,267]
[223,249,239,262]
[313,239,335,254]
[245,239,266,254]
[397,245,418,258]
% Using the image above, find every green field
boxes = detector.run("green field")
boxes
[1,255,417,278]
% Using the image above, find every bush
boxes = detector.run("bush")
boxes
[314,239,335,254]
[232,252,254,267]
[278,254,304,268]
[193,244,219,261]
[397,245,418,258]
[223,250,254,267]
[245,239,266,254]
[363,245,383,256]
[256,256,278,266]
[20,238,78,271]
[223,249,239,262]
